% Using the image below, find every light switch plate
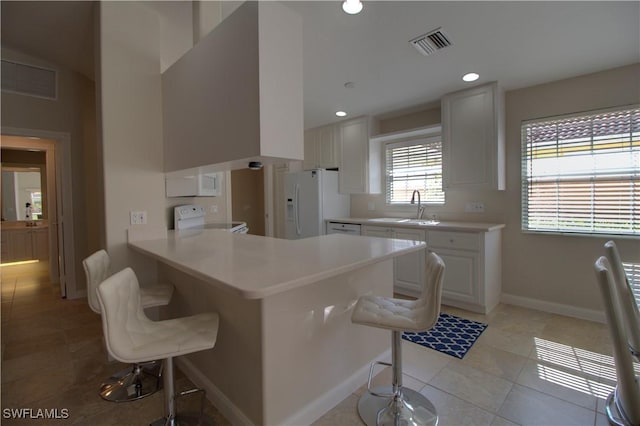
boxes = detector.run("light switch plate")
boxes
[367,202,376,211]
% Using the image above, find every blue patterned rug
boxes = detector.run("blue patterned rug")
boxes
[402,313,488,359]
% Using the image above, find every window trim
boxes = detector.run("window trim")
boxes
[521,103,639,238]
[383,133,445,206]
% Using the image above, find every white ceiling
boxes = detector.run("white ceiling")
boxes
[2,1,638,130]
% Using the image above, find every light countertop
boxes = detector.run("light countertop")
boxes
[1,220,49,230]
[128,229,425,299]
[327,217,505,232]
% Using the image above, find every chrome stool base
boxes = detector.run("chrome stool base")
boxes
[605,387,634,426]
[358,386,438,426]
[99,361,162,402]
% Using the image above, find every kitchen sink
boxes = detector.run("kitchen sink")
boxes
[369,218,440,225]
[407,219,440,225]
[369,218,411,223]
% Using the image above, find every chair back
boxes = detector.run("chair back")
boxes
[594,256,640,424]
[415,251,446,331]
[82,249,111,314]
[604,241,640,358]
[96,267,149,364]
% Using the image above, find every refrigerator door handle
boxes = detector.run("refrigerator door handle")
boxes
[295,183,302,235]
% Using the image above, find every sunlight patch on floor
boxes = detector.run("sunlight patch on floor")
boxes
[1,260,40,267]
[532,337,616,398]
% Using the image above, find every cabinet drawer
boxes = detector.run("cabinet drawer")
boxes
[428,230,479,251]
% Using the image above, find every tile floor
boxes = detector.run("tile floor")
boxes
[0,261,630,425]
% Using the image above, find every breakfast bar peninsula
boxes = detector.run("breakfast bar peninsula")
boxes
[129,229,425,425]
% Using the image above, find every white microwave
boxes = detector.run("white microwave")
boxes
[166,172,222,197]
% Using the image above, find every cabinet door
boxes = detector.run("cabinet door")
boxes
[438,248,478,304]
[7,229,33,262]
[303,128,319,170]
[442,82,503,190]
[339,117,368,194]
[31,228,49,260]
[362,225,392,238]
[317,125,338,169]
[393,228,426,295]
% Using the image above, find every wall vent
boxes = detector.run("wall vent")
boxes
[1,60,57,100]
[409,28,453,56]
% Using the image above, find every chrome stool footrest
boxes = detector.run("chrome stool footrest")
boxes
[366,361,393,397]
[149,387,213,426]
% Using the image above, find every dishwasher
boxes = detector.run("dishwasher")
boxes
[326,221,361,236]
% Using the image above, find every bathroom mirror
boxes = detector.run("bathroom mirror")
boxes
[1,167,43,221]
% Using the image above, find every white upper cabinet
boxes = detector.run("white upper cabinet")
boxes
[162,2,303,172]
[303,125,339,170]
[441,82,505,190]
[338,116,381,194]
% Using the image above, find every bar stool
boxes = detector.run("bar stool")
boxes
[604,241,640,361]
[83,249,174,402]
[351,251,445,426]
[97,267,219,426]
[594,256,640,426]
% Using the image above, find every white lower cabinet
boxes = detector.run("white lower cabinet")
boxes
[362,225,426,296]
[427,229,501,314]
[1,227,50,262]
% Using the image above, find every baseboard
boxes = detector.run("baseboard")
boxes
[176,349,391,426]
[501,293,605,323]
[281,348,391,426]
[175,357,255,426]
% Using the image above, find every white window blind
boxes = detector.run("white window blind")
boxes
[522,106,640,236]
[385,137,445,205]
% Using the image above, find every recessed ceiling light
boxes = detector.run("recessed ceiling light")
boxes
[342,0,363,15]
[336,111,347,117]
[462,72,480,82]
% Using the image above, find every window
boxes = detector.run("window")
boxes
[522,106,639,236]
[385,136,445,205]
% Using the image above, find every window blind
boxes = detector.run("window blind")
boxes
[522,106,640,236]
[385,137,445,205]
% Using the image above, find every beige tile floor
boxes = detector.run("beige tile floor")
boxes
[0,261,630,425]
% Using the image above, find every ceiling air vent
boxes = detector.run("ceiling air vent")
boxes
[1,60,57,100]
[409,28,453,56]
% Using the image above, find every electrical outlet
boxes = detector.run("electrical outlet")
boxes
[367,202,376,211]
[210,204,218,214]
[465,202,485,213]
[130,211,147,225]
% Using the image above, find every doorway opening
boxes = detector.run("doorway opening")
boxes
[1,131,76,299]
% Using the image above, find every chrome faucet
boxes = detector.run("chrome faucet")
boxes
[411,190,425,219]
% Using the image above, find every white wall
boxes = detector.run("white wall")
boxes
[502,63,640,316]
[97,1,167,283]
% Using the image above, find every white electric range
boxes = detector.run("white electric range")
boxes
[174,205,248,234]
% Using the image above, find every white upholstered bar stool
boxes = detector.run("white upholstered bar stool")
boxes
[83,249,174,402]
[98,267,219,426]
[351,251,445,426]
[604,241,640,361]
[594,257,640,426]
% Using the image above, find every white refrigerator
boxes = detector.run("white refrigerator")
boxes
[285,169,350,239]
